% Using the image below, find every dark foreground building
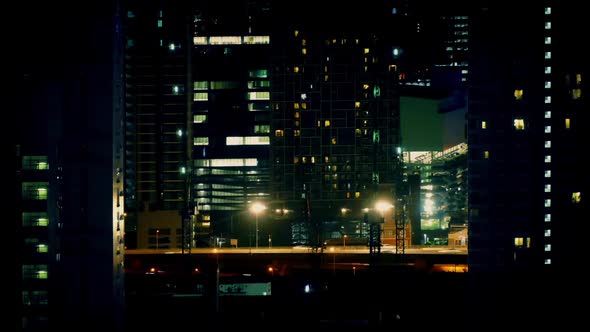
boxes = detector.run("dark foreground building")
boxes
[467,0,589,327]
[13,1,125,330]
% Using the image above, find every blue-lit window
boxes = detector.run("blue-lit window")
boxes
[544,199,551,207]
[545,229,551,237]
[545,170,551,178]
[545,214,551,222]
[544,244,551,252]
[544,184,551,193]
[545,81,551,89]
[545,66,551,74]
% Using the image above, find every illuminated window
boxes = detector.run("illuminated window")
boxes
[355,191,361,198]
[545,141,551,148]
[545,96,551,104]
[194,81,208,90]
[233,136,270,145]
[545,22,551,29]
[324,75,329,81]
[254,125,270,134]
[294,156,299,164]
[545,155,551,163]
[545,126,551,133]
[247,91,270,100]
[514,237,524,247]
[294,103,300,109]
[193,115,207,123]
[576,74,582,84]
[22,182,48,200]
[545,81,551,89]
[275,130,284,137]
[544,199,551,208]
[565,118,571,129]
[514,119,525,130]
[355,101,361,109]
[294,30,299,37]
[364,48,370,54]
[545,244,551,252]
[243,35,270,44]
[572,192,582,203]
[158,19,163,28]
[274,103,280,110]
[545,170,551,178]
[301,39,306,46]
[572,89,581,99]
[311,156,316,164]
[514,89,523,100]
[294,130,300,136]
[22,212,49,227]
[545,111,551,119]
[249,69,268,78]
[301,103,307,110]
[36,244,48,253]
[545,229,551,237]
[545,184,551,193]
[481,121,487,129]
[484,151,489,159]
[302,48,307,55]
[363,84,370,90]
[22,156,49,170]
[545,259,551,265]
[545,214,551,222]
[545,51,551,59]
[346,192,351,199]
[294,66,300,73]
[331,137,337,145]
[545,37,551,45]
[294,112,300,119]
[246,80,269,89]
[193,92,208,101]
[324,120,331,127]
[302,156,307,164]
[355,129,361,137]
[194,137,209,146]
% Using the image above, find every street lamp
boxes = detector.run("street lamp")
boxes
[250,202,266,249]
[343,234,347,250]
[156,229,160,250]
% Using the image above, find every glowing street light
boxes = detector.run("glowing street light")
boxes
[250,202,266,249]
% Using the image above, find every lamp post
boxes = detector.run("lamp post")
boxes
[343,234,347,250]
[156,229,159,250]
[250,202,266,249]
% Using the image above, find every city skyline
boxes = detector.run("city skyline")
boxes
[13,0,588,331]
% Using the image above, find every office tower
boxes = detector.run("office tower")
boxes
[123,0,273,248]
[269,4,404,248]
[468,0,588,326]
[14,1,125,330]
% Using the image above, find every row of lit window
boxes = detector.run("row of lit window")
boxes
[480,118,571,131]
[193,35,270,45]
[22,156,49,170]
[544,8,553,265]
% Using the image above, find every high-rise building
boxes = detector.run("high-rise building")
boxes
[269,6,404,248]
[123,0,406,248]
[14,1,125,330]
[467,0,588,326]
[123,0,273,248]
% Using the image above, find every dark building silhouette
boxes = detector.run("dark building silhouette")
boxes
[467,0,589,327]
[13,1,125,330]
